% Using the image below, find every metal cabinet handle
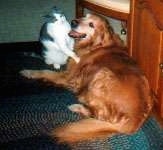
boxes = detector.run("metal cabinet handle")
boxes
[160,63,163,69]
[160,63,163,76]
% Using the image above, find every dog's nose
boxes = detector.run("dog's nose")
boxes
[71,20,79,28]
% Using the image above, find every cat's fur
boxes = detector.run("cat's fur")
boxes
[40,7,79,69]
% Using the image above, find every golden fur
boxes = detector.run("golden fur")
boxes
[21,14,154,144]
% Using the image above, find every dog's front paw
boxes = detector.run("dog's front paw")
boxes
[20,70,36,79]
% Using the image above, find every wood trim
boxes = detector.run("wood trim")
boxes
[127,0,135,55]
[76,0,129,21]
[159,32,163,118]
[76,0,84,17]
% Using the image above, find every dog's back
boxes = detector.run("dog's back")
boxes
[51,45,153,143]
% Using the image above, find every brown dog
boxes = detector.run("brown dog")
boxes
[21,14,153,143]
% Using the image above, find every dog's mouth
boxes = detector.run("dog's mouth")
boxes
[69,30,87,39]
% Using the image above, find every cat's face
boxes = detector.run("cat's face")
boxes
[53,13,66,22]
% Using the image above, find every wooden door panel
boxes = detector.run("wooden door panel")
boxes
[145,0,163,30]
[132,8,161,92]
[131,0,163,118]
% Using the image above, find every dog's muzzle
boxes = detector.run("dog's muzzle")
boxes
[69,19,87,39]
[69,30,86,39]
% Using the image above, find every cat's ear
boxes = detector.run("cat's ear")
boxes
[51,6,62,14]
[51,6,58,12]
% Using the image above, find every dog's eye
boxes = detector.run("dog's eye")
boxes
[89,22,94,28]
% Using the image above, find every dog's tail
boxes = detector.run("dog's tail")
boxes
[51,118,124,144]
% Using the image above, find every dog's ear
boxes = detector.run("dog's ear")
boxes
[98,21,115,47]
[108,25,114,36]
[112,33,125,47]
[106,23,125,47]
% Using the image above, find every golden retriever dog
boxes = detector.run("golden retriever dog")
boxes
[21,14,153,144]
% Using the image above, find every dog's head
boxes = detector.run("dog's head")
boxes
[69,13,123,50]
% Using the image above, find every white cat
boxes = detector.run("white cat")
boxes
[40,7,80,69]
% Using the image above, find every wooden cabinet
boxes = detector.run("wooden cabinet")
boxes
[130,0,163,119]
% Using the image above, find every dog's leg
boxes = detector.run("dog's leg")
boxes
[20,69,68,86]
[68,104,92,117]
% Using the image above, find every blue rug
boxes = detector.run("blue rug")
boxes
[0,88,163,150]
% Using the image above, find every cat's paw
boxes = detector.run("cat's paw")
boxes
[74,56,80,63]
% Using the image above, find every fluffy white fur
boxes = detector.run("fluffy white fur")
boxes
[40,9,79,69]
